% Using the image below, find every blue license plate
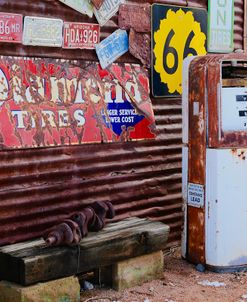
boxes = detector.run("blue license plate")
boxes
[96,29,129,69]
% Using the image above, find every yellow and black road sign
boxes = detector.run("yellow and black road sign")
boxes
[152,4,207,97]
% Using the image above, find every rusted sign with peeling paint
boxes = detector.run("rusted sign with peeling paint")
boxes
[118,4,151,33]
[63,22,100,49]
[0,13,23,43]
[129,29,151,68]
[0,56,155,149]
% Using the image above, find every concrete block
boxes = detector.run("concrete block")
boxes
[0,276,80,302]
[112,250,164,291]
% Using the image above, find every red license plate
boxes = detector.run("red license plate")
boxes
[0,13,23,43]
[63,22,100,49]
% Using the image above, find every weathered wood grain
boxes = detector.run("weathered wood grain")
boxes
[0,218,169,286]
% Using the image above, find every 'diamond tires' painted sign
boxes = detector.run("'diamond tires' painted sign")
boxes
[0,57,155,149]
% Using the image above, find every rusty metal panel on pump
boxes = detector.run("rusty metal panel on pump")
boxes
[0,56,155,150]
[151,4,207,97]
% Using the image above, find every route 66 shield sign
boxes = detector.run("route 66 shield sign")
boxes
[152,4,207,97]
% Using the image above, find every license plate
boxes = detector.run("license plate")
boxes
[59,0,93,17]
[94,0,125,27]
[23,16,63,47]
[63,22,100,49]
[0,13,22,43]
[95,29,128,69]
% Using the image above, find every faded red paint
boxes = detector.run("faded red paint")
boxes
[0,13,22,43]
[0,57,156,150]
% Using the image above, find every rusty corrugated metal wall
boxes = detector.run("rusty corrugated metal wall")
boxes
[0,0,245,248]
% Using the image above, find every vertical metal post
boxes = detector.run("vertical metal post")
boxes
[244,0,247,52]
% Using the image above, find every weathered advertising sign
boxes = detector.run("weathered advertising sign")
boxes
[208,0,234,53]
[63,22,100,49]
[0,13,23,43]
[23,16,63,47]
[152,4,207,97]
[0,57,155,149]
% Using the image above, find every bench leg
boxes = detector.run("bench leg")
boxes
[0,276,80,302]
[112,251,164,291]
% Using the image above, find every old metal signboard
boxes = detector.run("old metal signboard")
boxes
[0,57,155,149]
[23,16,63,47]
[63,22,100,49]
[59,0,93,17]
[208,0,234,53]
[118,3,151,33]
[96,29,129,69]
[152,4,207,97]
[0,13,23,43]
[94,0,125,27]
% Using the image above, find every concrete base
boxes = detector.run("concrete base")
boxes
[0,276,80,302]
[112,250,164,291]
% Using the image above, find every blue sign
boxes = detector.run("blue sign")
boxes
[102,101,145,136]
[96,29,129,69]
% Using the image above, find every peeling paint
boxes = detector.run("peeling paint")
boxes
[0,57,156,150]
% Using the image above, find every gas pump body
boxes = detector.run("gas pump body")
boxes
[182,54,247,272]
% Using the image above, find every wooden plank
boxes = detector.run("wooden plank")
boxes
[0,218,169,286]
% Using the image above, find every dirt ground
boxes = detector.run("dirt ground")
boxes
[80,249,247,302]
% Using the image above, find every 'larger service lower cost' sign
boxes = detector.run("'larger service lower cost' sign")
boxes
[152,5,207,97]
[0,57,155,149]
[207,0,234,53]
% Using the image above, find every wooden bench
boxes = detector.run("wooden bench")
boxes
[0,217,170,290]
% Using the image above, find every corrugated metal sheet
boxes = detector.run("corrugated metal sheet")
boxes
[234,0,244,50]
[0,0,244,249]
[0,0,182,249]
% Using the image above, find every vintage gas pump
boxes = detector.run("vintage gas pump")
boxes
[182,54,247,272]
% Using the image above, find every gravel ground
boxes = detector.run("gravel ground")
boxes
[80,249,247,302]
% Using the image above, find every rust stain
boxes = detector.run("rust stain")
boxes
[187,207,205,264]
[230,149,246,160]
[187,56,208,265]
